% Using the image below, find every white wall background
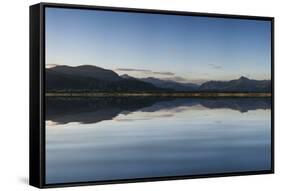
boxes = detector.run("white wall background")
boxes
[0,0,279,190]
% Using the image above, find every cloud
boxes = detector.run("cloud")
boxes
[115,68,175,76]
[115,68,151,72]
[209,64,222,69]
[153,71,174,76]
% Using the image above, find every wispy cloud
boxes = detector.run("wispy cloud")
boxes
[115,68,175,76]
[115,68,150,72]
[209,64,222,69]
[153,71,174,76]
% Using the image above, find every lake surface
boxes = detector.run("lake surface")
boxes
[45,97,271,184]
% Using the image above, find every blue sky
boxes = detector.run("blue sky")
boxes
[46,7,271,84]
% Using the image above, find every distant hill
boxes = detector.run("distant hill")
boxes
[48,65,122,81]
[120,74,136,80]
[140,77,199,91]
[199,76,271,92]
[138,76,270,93]
[46,65,168,92]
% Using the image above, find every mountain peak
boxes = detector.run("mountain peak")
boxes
[121,74,135,79]
[238,76,250,81]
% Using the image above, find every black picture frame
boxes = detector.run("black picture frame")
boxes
[30,2,274,188]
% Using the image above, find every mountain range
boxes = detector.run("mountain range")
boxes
[46,65,168,93]
[140,77,199,91]
[46,65,271,93]
[199,76,271,92]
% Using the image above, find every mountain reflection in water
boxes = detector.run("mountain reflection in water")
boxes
[46,97,271,125]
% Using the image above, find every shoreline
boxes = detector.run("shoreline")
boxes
[46,92,271,97]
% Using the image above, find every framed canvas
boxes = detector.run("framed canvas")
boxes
[30,2,274,188]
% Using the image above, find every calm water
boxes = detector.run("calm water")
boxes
[45,97,271,184]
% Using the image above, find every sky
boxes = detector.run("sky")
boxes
[45,7,271,84]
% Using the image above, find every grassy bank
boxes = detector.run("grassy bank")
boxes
[46,92,271,97]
